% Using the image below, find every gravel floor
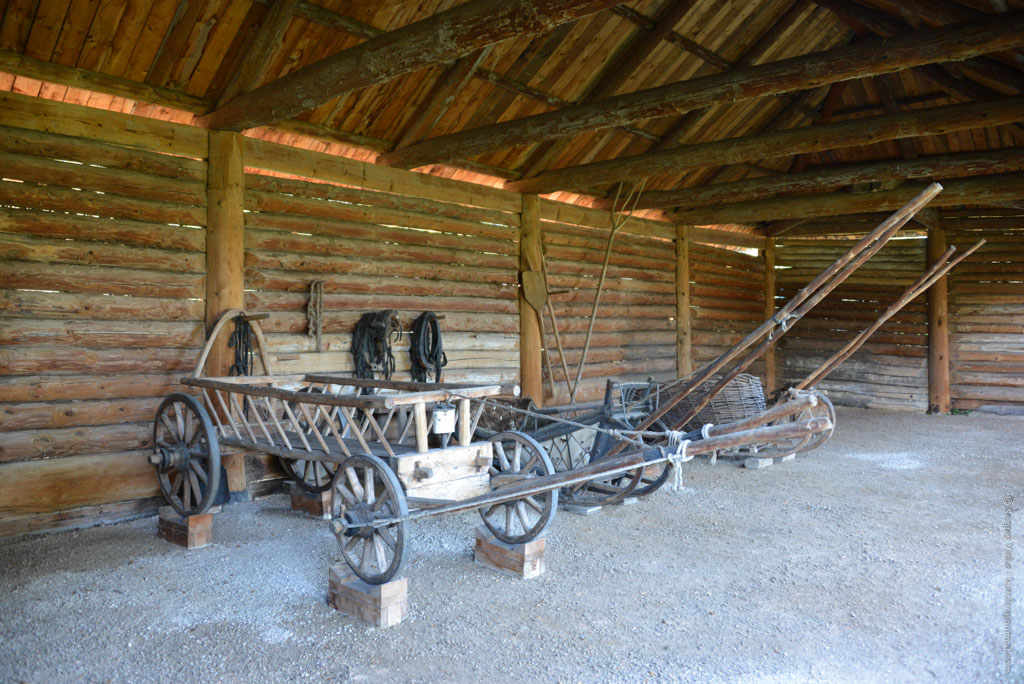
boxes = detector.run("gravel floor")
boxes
[1,407,1021,683]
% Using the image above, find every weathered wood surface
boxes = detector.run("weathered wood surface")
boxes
[206,0,621,130]
[384,13,1024,170]
[518,97,1024,195]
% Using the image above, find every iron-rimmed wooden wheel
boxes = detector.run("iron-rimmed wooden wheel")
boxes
[562,417,643,505]
[798,390,836,453]
[279,387,338,493]
[151,393,221,516]
[330,454,408,585]
[482,431,557,544]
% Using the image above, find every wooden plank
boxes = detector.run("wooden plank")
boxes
[0,262,204,299]
[242,136,519,214]
[0,319,204,349]
[0,207,205,252]
[383,13,1024,170]
[0,346,197,375]
[0,181,206,226]
[0,423,153,463]
[0,91,208,159]
[203,0,621,129]
[0,397,161,432]
[519,194,543,407]
[205,130,245,383]
[676,225,691,376]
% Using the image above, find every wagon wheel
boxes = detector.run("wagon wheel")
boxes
[278,387,338,493]
[562,417,643,506]
[330,454,408,585]
[482,431,557,544]
[626,417,671,498]
[151,393,221,516]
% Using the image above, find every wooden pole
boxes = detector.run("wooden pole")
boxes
[385,11,1024,170]
[927,223,951,414]
[206,130,247,497]
[519,194,544,407]
[763,237,777,394]
[676,225,692,377]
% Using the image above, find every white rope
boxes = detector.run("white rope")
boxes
[664,431,694,492]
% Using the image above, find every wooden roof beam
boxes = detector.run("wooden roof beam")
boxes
[506,95,1024,194]
[381,10,1024,170]
[626,147,1024,210]
[201,0,622,131]
[667,172,1024,224]
[608,4,732,71]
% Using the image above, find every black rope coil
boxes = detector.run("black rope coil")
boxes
[228,314,254,377]
[351,310,401,383]
[410,311,448,383]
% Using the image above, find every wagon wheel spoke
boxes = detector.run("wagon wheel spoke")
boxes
[515,501,531,531]
[377,526,397,551]
[512,441,522,471]
[364,466,375,505]
[494,442,511,470]
[189,460,208,484]
[160,415,178,441]
[372,534,388,571]
[524,496,544,514]
[334,482,357,507]
[344,535,360,554]
[360,534,374,571]
[346,466,364,500]
[504,504,513,534]
[172,401,185,440]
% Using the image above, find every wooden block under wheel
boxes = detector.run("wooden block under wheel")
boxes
[473,525,545,579]
[328,565,408,628]
[157,506,213,549]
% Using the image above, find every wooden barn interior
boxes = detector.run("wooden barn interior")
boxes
[0,0,1022,542]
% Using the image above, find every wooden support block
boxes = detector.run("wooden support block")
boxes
[157,506,212,549]
[775,453,796,463]
[284,482,332,519]
[327,565,408,628]
[474,525,545,579]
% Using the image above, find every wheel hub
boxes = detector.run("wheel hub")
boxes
[153,440,190,472]
[343,504,378,538]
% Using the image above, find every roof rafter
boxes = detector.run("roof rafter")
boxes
[201,0,622,131]
[380,11,1024,172]
[506,95,1024,194]
[667,171,1024,224]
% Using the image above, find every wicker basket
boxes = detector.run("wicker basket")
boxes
[656,373,766,432]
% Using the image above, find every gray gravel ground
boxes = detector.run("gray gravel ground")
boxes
[1,407,1022,683]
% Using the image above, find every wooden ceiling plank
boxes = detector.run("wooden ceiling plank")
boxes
[631,147,1024,210]
[392,47,492,150]
[119,0,181,81]
[387,7,1024,171]
[516,0,698,176]
[49,0,101,67]
[668,171,1024,224]
[23,0,70,60]
[76,0,128,72]
[202,0,622,131]
[101,0,154,78]
[184,0,256,96]
[145,0,203,86]
[608,3,731,71]
[216,0,298,106]
[507,95,1024,194]
[0,0,39,53]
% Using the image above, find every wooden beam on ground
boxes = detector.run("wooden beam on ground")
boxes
[519,195,544,407]
[393,48,491,150]
[676,225,692,377]
[668,172,1024,224]
[625,147,1024,210]
[510,95,1024,195]
[206,131,247,491]
[217,0,300,107]
[202,0,621,131]
[763,237,777,394]
[382,10,1024,169]
[926,217,950,414]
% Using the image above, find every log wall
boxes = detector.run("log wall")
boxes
[0,108,207,535]
[947,221,1024,411]
[775,236,930,411]
[689,241,766,382]
[540,209,677,404]
[240,168,522,385]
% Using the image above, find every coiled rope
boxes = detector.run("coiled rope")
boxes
[410,311,447,383]
[351,310,401,383]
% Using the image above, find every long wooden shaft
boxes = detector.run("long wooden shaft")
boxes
[606,183,941,455]
[570,220,622,403]
[395,417,833,523]
[798,239,985,389]
[541,249,574,397]
[667,203,945,430]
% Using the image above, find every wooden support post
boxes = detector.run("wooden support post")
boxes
[676,225,692,376]
[763,237,777,394]
[927,224,951,414]
[284,481,332,519]
[519,194,544,407]
[206,130,247,495]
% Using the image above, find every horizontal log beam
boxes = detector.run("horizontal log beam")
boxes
[202,0,620,131]
[508,95,1024,194]
[622,147,1024,210]
[381,11,1024,169]
[667,172,1024,224]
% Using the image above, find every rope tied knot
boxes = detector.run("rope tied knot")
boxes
[664,430,694,492]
